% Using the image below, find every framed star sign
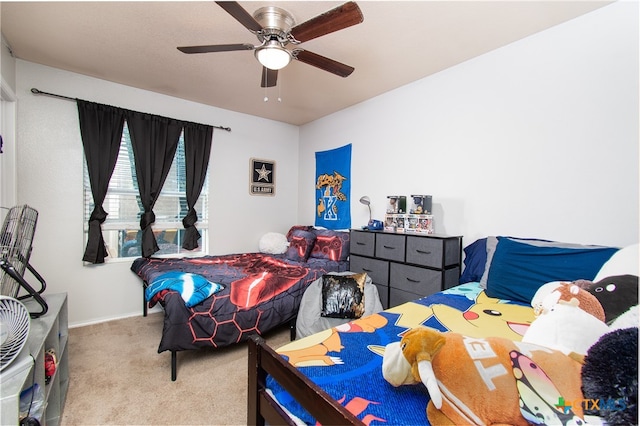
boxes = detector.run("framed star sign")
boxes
[249,158,275,196]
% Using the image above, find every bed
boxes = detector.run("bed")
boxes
[248,236,639,425]
[130,226,350,380]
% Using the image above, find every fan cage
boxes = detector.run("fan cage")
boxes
[0,295,31,371]
[0,205,48,318]
[1,206,38,297]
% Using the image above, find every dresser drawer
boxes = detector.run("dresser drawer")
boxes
[350,231,375,257]
[389,287,425,307]
[390,263,441,296]
[444,267,461,290]
[375,233,405,262]
[443,238,462,267]
[406,236,444,268]
[350,255,389,286]
[374,283,389,309]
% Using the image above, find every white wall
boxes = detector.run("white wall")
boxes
[1,35,17,91]
[298,1,639,248]
[14,61,299,326]
[1,33,18,208]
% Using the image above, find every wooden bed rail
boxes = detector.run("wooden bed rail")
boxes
[247,335,364,426]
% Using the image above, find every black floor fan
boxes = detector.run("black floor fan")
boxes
[0,205,48,318]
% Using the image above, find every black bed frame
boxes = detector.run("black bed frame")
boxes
[141,283,183,380]
[247,335,364,425]
[143,284,303,381]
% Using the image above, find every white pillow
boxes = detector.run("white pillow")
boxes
[593,243,639,282]
[258,232,289,254]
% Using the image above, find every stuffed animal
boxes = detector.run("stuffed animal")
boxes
[577,275,639,324]
[523,282,609,355]
[258,232,289,254]
[581,327,638,425]
[610,305,639,331]
[382,327,586,425]
[531,281,605,321]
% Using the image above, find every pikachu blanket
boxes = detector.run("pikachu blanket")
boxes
[268,282,538,425]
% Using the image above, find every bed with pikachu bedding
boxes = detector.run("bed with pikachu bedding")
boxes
[248,237,638,425]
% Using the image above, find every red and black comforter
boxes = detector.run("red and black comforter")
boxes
[131,253,349,353]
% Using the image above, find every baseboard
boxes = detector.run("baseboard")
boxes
[69,305,162,329]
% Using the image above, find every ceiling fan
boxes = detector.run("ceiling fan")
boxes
[177,1,364,88]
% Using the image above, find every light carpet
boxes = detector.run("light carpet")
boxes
[61,312,291,425]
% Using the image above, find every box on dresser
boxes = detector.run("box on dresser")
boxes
[410,195,432,214]
[349,230,462,309]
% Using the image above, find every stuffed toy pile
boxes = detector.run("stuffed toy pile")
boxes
[382,279,638,425]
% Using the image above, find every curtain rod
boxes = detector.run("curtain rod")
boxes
[30,88,232,132]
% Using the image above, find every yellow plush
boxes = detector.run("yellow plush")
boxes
[382,327,587,425]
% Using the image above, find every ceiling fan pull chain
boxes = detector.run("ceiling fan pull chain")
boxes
[263,68,269,102]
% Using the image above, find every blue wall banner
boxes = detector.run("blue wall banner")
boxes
[315,144,351,229]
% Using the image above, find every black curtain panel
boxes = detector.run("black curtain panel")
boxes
[126,111,182,257]
[182,122,213,250]
[77,100,125,264]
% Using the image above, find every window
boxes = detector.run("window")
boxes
[83,123,208,260]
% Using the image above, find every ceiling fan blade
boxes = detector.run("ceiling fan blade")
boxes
[177,43,254,54]
[293,50,354,78]
[261,68,278,88]
[215,1,263,33]
[290,2,363,43]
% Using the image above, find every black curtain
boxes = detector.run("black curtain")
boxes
[77,100,125,264]
[126,111,182,257]
[182,123,213,250]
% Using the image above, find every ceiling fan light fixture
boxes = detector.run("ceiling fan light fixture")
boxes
[255,41,291,70]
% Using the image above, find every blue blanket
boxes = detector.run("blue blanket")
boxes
[145,271,223,307]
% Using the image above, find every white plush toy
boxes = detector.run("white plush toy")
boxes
[258,232,289,254]
[523,283,609,355]
[522,302,609,355]
[530,281,564,315]
[609,305,639,331]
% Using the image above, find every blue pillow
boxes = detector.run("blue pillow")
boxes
[146,272,224,307]
[485,237,618,304]
[459,238,487,284]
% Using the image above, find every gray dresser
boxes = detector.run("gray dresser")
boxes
[349,230,462,308]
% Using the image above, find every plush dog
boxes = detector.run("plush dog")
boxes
[383,327,586,425]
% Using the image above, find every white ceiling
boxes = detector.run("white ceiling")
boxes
[1,1,610,126]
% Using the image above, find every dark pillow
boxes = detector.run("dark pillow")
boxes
[284,230,316,262]
[480,236,572,289]
[320,273,366,319]
[459,238,487,284]
[580,275,639,324]
[310,229,350,261]
[286,225,313,242]
[485,237,618,304]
